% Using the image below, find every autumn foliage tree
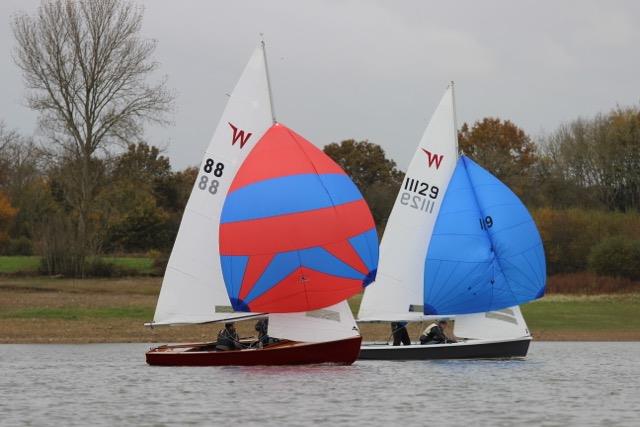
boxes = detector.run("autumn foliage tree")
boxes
[458,118,538,200]
[324,139,403,234]
[0,192,18,248]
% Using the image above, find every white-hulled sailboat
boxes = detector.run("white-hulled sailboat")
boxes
[357,83,546,360]
[146,42,379,366]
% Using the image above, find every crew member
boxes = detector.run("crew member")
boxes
[216,322,243,351]
[255,318,270,348]
[391,321,411,346]
[419,319,457,344]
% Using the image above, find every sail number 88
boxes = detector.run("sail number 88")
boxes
[203,158,224,177]
[198,158,225,195]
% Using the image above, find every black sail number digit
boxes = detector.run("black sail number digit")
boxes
[480,215,494,230]
[199,158,224,195]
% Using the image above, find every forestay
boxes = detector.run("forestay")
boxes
[268,301,360,343]
[424,156,546,315]
[358,86,458,321]
[151,44,273,325]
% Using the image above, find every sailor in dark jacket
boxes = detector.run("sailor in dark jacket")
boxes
[216,322,243,351]
[391,321,411,346]
[419,319,457,344]
[255,318,270,347]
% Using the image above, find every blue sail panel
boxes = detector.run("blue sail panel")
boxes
[424,156,546,315]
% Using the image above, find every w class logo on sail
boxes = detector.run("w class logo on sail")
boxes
[228,122,252,148]
[219,123,379,313]
[421,148,444,169]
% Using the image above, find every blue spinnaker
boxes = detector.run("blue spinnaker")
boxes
[424,156,546,315]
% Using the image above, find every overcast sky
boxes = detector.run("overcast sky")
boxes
[1,0,639,170]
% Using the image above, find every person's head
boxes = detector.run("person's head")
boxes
[225,322,235,331]
[437,319,448,327]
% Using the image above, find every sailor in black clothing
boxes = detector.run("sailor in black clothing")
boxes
[255,318,270,348]
[419,319,457,344]
[216,322,243,351]
[391,321,411,346]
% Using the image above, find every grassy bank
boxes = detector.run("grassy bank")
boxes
[1,277,639,343]
[0,256,154,275]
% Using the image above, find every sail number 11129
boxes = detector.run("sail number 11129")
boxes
[400,176,440,214]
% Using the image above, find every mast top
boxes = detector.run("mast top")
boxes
[260,36,277,124]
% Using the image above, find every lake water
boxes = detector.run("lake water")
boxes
[1,342,638,426]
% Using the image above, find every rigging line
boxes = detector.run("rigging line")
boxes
[295,249,312,312]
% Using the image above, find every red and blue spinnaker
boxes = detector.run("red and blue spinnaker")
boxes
[219,123,378,313]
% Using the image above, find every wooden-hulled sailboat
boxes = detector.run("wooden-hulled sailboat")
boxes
[146,43,378,366]
[357,83,546,360]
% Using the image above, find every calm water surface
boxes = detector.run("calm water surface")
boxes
[1,342,639,426]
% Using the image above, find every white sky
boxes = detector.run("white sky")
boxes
[1,0,639,170]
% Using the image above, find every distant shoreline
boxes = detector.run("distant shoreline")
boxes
[1,277,639,344]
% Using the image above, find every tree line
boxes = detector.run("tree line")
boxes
[1,0,639,283]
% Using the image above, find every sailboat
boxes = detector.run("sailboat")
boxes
[146,42,378,366]
[357,83,546,360]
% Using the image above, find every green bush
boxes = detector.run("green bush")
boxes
[38,256,133,278]
[588,236,640,280]
[149,249,169,276]
[0,237,33,255]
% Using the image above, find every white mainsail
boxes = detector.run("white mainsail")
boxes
[269,301,359,343]
[151,44,273,325]
[358,85,458,322]
[454,305,530,340]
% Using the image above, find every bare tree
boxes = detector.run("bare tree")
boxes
[12,0,174,276]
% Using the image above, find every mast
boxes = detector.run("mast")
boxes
[261,38,277,124]
[450,81,459,155]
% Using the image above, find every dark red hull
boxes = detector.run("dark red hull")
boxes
[146,336,362,366]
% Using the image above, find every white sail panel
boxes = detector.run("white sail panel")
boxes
[358,86,459,321]
[453,306,530,340]
[152,45,273,325]
[268,301,359,343]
